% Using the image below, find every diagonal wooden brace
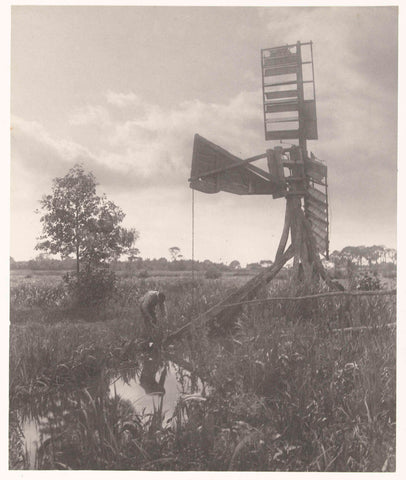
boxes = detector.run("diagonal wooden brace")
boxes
[164,245,294,345]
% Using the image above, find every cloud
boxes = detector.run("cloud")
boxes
[62,89,266,192]
[9,6,397,262]
[106,91,142,108]
[11,116,94,176]
[69,105,110,127]
[260,8,397,188]
[11,88,267,201]
[12,62,397,217]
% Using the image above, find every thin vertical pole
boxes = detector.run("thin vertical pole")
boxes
[191,188,195,311]
[310,41,317,103]
[325,167,330,260]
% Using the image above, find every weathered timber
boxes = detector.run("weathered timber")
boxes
[275,202,291,261]
[299,206,338,289]
[289,197,304,282]
[263,55,299,67]
[164,245,294,345]
[190,134,282,196]
[265,90,298,99]
[273,193,337,289]
[264,64,298,77]
[265,102,299,113]
[265,130,300,141]
[189,149,268,182]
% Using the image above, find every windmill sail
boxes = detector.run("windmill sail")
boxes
[304,155,329,258]
[261,42,318,142]
[189,134,282,196]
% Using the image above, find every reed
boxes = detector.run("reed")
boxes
[9,274,396,471]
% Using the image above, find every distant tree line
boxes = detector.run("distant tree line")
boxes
[10,254,237,273]
[10,244,397,276]
[10,166,397,284]
[328,245,396,279]
[330,245,396,267]
[10,254,77,271]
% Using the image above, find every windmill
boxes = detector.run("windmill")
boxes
[166,41,339,343]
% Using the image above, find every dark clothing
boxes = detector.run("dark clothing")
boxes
[139,355,167,395]
[140,290,166,331]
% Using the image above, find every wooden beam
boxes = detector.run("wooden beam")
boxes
[289,197,305,284]
[275,200,291,261]
[264,65,298,76]
[265,102,299,113]
[263,55,299,67]
[265,90,298,100]
[189,152,267,182]
[299,208,338,290]
[164,245,294,345]
[262,41,312,53]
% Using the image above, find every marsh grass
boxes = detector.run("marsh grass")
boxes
[9,274,396,471]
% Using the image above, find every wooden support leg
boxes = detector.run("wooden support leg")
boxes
[284,195,341,293]
[298,213,316,284]
[299,208,341,291]
[275,201,291,261]
[164,245,294,345]
[285,197,299,284]
[165,193,341,345]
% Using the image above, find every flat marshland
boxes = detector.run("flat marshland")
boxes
[9,271,396,471]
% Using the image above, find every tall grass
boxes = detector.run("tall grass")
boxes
[187,313,396,471]
[9,275,396,471]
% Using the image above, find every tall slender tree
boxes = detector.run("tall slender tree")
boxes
[36,164,138,274]
[169,246,182,262]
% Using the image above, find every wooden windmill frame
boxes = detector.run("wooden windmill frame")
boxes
[261,41,331,285]
[166,41,339,342]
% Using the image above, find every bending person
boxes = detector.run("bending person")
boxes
[140,290,167,333]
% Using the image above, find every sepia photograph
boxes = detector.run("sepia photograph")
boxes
[8,3,399,473]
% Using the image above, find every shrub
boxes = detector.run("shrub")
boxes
[356,271,382,291]
[63,265,117,315]
[137,269,149,279]
[232,270,251,277]
[204,267,222,279]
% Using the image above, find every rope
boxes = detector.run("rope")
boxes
[191,188,195,311]
[216,289,396,309]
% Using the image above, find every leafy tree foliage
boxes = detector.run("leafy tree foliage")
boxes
[169,246,182,261]
[355,270,383,291]
[64,265,117,314]
[331,245,396,267]
[247,262,261,270]
[229,260,241,269]
[127,248,141,263]
[36,164,138,273]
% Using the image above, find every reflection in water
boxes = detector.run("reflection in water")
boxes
[11,350,207,469]
[140,355,167,395]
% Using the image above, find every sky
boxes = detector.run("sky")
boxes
[9,5,398,265]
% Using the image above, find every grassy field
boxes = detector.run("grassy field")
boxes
[9,270,396,471]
